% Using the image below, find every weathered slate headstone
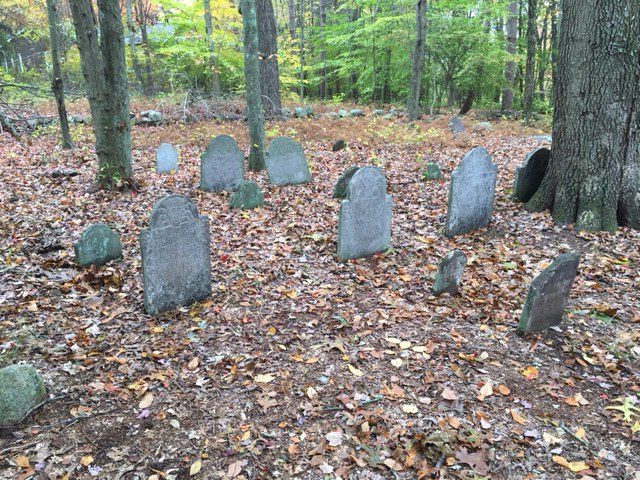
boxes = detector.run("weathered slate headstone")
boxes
[423,162,443,181]
[433,250,467,296]
[517,253,580,334]
[229,180,264,210]
[140,195,212,314]
[0,364,46,427]
[513,147,550,203]
[338,166,392,260]
[266,137,312,186]
[200,135,244,192]
[449,116,465,136]
[74,223,122,267]
[156,143,178,173]
[445,147,497,237]
[333,166,360,198]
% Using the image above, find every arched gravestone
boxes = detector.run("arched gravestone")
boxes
[200,135,244,192]
[449,116,465,136]
[265,137,312,185]
[140,195,212,314]
[337,166,392,260]
[513,147,551,202]
[445,147,497,237]
[156,143,178,173]
[518,253,580,334]
[74,223,122,267]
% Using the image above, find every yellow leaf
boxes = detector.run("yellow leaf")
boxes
[552,455,589,472]
[510,409,526,425]
[521,366,539,380]
[187,357,200,370]
[402,404,418,414]
[348,364,363,377]
[139,392,154,409]
[189,460,202,476]
[80,455,94,466]
[254,373,275,383]
[478,380,493,400]
[15,455,29,468]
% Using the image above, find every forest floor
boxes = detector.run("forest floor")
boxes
[0,102,639,480]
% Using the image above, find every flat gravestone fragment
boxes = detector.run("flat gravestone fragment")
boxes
[74,223,122,267]
[156,143,178,173]
[423,162,443,181]
[229,180,264,209]
[433,250,467,296]
[513,147,550,203]
[333,166,360,198]
[266,137,311,186]
[449,116,465,136]
[518,253,580,334]
[445,147,497,237]
[0,364,46,427]
[200,135,244,192]
[338,166,392,260]
[140,195,212,314]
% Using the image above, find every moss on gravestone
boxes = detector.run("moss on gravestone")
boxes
[0,364,46,427]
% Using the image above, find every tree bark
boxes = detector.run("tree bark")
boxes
[502,1,518,112]
[241,0,266,171]
[203,0,221,95]
[136,0,155,96]
[523,0,537,120]
[124,0,144,93]
[256,0,282,117]
[69,0,132,188]
[525,0,640,232]
[46,0,73,149]
[288,0,296,38]
[407,0,427,121]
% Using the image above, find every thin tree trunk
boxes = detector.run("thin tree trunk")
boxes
[502,1,518,112]
[256,0,282,117]
[348,8,359,101]
[46,0,73,149]
[407,0,427,120]
[523,0,537,120]
[241,0,266,171]
[298,0,305,100]
[203,0,221,95]
[288,0,296,38]
[125,0,144,93]
[525,0,640,231]
[137,0,154,96]
[536,2,549,101]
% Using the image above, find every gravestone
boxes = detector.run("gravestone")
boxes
[513,147,551,202]
[332,139,347,152]
[350,109,365,117]
[449,116,465,136]
[140,195,212,314]
[433,250,467,296]
[338,166,392,260]
[294,107,308,118]
[517,253,580,334]
[423,162,443,181]
[229,180,264,210]
[338,109,349,118]
[266,137,312,186]
[200,135,244,192]
[156,143,178,173]
[74,223,122,267]
[333,166,360,198]
[0,364,46,427]
[445,147,497,237]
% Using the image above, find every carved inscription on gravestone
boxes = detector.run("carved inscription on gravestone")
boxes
[140,195,212,314]
[200,135,244,192]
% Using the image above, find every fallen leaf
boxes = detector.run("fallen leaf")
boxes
[325,431,343,447]
[254,373,275,383]
[190,460,202,476]
[522,366,539,381]
[15,455,29,468]
[139,393,154,409]
[348,364,363,377]
[442,387,458,401]
[552,455,589,472]
[402,404,418,414]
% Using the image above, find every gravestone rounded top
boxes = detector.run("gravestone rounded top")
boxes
[149,195,200,230]
[513,147,551,202]
[74,223,122,267]
[266,137,311,185]
[347,166,387,201]
[456,147,494,175]
[156,143,178,173]
[268,137,304,157]
[204,135,241,154]
[200,135,244,192]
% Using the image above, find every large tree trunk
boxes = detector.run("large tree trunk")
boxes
[502,1,518,112]
[69,0,132,189]
[407,0,427,121]
[241,0,266,171]
[124,0,144,93]
[256,0,282,118]
[525,0,640,232]
[46,0,73,149]
[522,0,537,120]
[203,0,221,95]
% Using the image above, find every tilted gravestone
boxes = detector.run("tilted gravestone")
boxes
[333,166,360,199]
[200,135,244,192]
[74,223,122,267]
[140,195,212,314]
[517,253,580,334]
[0,364,46,427]
[445,147,498,237]
[513,147,550,203]
[266,137,312,186]
[338,166,392,260]
[229,180,264,210]
[433,250,467,296]
[156,143,178,173]
[449,116,465,136]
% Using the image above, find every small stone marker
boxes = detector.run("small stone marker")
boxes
[74,223,122,267]
[338,109,349,118]
[445,147,497,237]
[294,106,308,118]
[373,109,385,116]
[229,180,264,210]
[449,116,465,136]
[338,166,392,260]
[156,143,178,173]
[513,147,550,203]
[433,250,467,296]
[423,162,443,181]
[518,253,580,334]
[350,109,365,117]
[332,139,347,152]
[0,364,46,427]
[333,166,360,198]
[200,135,244,192]
[266,137,312,186]
[140,195,212,314]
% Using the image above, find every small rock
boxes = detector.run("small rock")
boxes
[0,364,46,428]
[349,108,365,117]
[229,180,264,210]
[305,106,314,117]
[423,162,443,181]
[51,169,79,179]
[338,109,349,118]
[139,110,163,126]
[373,109,385,116]
[294,107,308,118]
[332,139,347,152]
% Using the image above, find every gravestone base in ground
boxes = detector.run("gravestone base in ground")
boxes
[433,250,467,295]
[229,181,264,209]
[74,223,122,267]
[266,137,312,186]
